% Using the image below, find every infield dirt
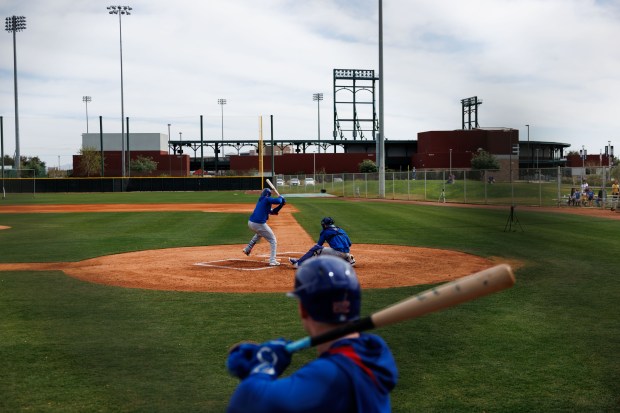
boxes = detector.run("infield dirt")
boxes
[0,202,523,292]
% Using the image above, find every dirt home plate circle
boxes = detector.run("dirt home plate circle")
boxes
[0,203,516,292]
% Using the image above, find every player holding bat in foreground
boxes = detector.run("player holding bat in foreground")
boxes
[226,256,515,412]
[227,255,398,412]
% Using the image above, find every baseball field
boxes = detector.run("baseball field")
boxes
[1,191,618,412]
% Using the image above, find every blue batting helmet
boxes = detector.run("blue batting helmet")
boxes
[287,255,360,323]
[261,188,272,197]
[321,217,335,228]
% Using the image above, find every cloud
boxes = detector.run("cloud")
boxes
[0,0,618,166]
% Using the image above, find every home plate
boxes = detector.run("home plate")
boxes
[194,258,274,271]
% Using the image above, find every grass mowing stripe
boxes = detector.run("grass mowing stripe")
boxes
[0,212,249,262]
[0,271,306,412]
[0,191,259,205]
[0,194,618,411]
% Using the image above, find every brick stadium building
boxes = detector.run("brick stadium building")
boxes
[74,129,572,177]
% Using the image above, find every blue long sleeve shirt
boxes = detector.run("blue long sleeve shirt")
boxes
[249,194,284,224]
[317,226,352,253]
[227,334,398,413]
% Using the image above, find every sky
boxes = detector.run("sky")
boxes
[1,0,619,169]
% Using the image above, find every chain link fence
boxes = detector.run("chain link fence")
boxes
[276,166,620,209]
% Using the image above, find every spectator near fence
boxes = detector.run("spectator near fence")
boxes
[571,189,581,207]
[587,188,595,206]
[611,180,619,211]
[568,188,576,206]
[596,188,605,207]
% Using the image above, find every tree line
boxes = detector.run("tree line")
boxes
[2,155,46,177]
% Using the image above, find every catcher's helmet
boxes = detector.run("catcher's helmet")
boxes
[321,216,335,228]
[261,188,272,197]
[287,255,360,323]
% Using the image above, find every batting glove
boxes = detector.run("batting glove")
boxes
[226,339,292,380]
[249,339,292,378]
[226,342,260,380]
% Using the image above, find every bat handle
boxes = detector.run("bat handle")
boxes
[285,337,311,353]
[285,317,375,353]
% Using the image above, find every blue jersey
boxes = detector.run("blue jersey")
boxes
[317,226,352,253]
[249,194,284,224]
[227,334,398,413]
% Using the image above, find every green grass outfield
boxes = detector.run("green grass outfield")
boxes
[1,193,618,412]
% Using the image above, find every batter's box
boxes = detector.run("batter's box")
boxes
[194,258,274,271]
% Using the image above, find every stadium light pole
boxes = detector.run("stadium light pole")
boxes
[218,99,226,141]
[167,123,171,175]
[313,93,323,153]
[167,123,171,153]
[5,15,26,177]
[581,144,586,183]
[525,124,530,169]
[82,96,92,133]
[107,5,132,178]
[1,116,5,198]
[167,123,171,145]
[313,150,316,181]
[377,0,385,198]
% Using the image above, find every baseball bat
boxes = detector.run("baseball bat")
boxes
[285,263,515,353]
[265,178,281,197]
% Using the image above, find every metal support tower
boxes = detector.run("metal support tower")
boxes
[461,96,482,130]
[333,69,378,141]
